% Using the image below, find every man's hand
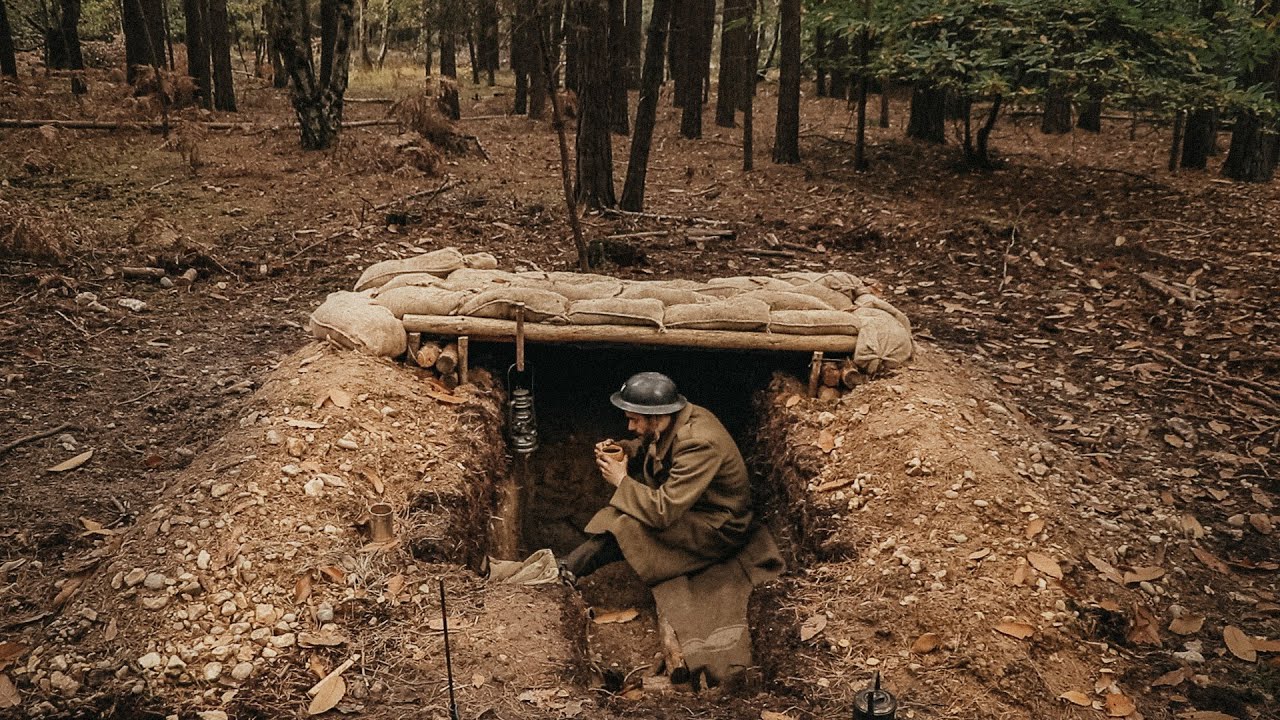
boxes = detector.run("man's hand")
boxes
[596,451,627,488]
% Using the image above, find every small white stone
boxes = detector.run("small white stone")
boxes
[138,652,163,670]
[303,478,324,497]
[124,568,147,587]
[211,483,233,498]
[231,662,254,681]
[270,633,296,648]
[203,662,223,682]
[316,603,334,623]
[254,604,277,625]
[165,655,186,670]
[973,499,989,508]
[265,430,283,445]
[197,711,228,720]
[197,550,211,570]
[220,601,238,617]
[141,595,170,611]
[143,573,167,590]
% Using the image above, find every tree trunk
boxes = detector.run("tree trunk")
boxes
[878,77,890,128]
[47,0,86,92]
[265,4,288,87]
[374,0,390,67]
[771,0,800,164]
[207,0,236,111]
[967,95,1002,169]
[813,26,826,97]
[678,0,711,138]
[536,2,590,270]
[0,0,15,77]
[1077,89,1102,132]
[439,25,460,119]
[356,0,370,67]
[467,31,480,85]
[480,0,498,85]
[1180,109,1216,169]
[564,1,580,93]
[271,0,355,149]
[1222,111,1277,182]
[1168,110,1185,173]
[122,0,167,82]
[670,0,690,109]
[607,0,628,134]
[528,2,547,118]
[742,4,755,170]
[623,0,641,88]
[620,0,671,211]
[828,32,847,100]
[184,0,211,106]
[512,0,530,114]
[1040,83,1071,134]
[574,0,616,208]
[715,0,748,128]
[907,84,945,143]
[852,6,868,171]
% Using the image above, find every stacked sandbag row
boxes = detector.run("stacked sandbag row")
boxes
[309,249,914,374]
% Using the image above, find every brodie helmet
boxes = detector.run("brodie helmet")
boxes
[610,372,688,415]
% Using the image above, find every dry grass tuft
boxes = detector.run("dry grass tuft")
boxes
[162,119,208,173]
[0,200,72,261]
[131,65,200,109]
[388,89,473,155]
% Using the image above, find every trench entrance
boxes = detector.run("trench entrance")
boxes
[472,341,808,688]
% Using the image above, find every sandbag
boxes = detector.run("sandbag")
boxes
[851,306,913,375]
[456,286,569,322]
[463,252,499,270]
[372,286,469,318]
[440,268,522,289]
[619,284,715,306]
[354,247,466,291]
[551,280,624,301]
[309,291,407,357]
[740,289,835,311]
[567,298,665,327]
[788,282,854,311]
[768,310,860,336]
[375,272,449,293]
[856,293,912,334]
[664,298,770,331]
[546,271,619,284]
[780,270,865,294]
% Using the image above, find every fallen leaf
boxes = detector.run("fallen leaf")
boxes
[308,655,327,679]
[307,675,346,715]
[51,576,84,611]
[1164,433,1186,448]
[1027,552,1063,580]
[1169,615,1205,635]
[1253,489,1274,510]
[1011,559,1030,586]
[1105,692,1136,717]
[385,574,405,603]
[1253,638,1280,652]
[1207,488,1230,502]
[79,517,104,532]
[47,449,94,473]
[994,622,1035,639]
[1151,667,1190,687]
[784,395,801,408]
[800,614,828,642]
[1059,690,1091,706]
[592,608,639,625]
[103,619,118,642]
[0,674,18,709]
[968,548,991,561]
[1024,518,1045,539]
[329,388,352,409]
[318,565,346,584]
[1191,547,1233,575]
[294,573,313,603]
[298,632,347,648]
[911,633,940,654]
[1182,712,1240,720]
[761,712,794,720]
[471,673,486,688]
[1124,566,1166,584]
[1223,625,1256,662]
[1127,602,1162,647]
[423,388,465,405]
[0,643,28,672]
[286,419,326,429]
[1088,554,1125,584]
[816,430,835,453]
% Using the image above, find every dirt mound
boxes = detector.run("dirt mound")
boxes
[751,344,1265,718]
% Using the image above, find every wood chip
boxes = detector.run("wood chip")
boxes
[0,674,18,709]
[994,622,1035,639]
[1127,602,1162,647]
[1223,625,1256,662]
[1024,518,1045,539]
[800,614,828,642]
[286,419,326,429]
[592,608,639,625]
[294,572,313,604]
[1151,667,1190,687]
[1027,552,1063,580]
[1191,547,1233,575]
[318,565,346,584]
[1105,692,1136,717]
[1059,690,1091,706]
[1249,513,1273,535]
[47,449,94,473]
[815,430,835,453]
[1123,566,1166,584]
[1087,553,1125,584]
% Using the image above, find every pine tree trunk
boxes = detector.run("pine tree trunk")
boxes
[715,0,747,128]
[607,0,628,134]
[439,19,460,120]
[356,0,370,67]
[1077,89,1102,132]
[271,0,355,149]
[1222,111,1277,182]
[0,0,15,77]
[564,1,580,93]
[574,0,615,208]
[742,11,755,171]
[122,0,167,82]
[265,4,288,87]
[480,0,497,85]
[467,32,480,85]
[48,0,86,92]
[878,77,890,128]
[669,0,690,108]
[907,84,945,143]
[852,10,868,171]
[828,32,847,100]
[1180,109,1216,169]
[813,26,826,97]
[512,0,529,115]
[771,0,800,163]
[207,0,236,110]
[185,0,211,106]
[969,95,1002,169]
[527,4,547,118]
[620,0,671,211]
[623,0,641,88]
[375,0,389,67]
[678,0,710,138]
[1040,83,1071,134]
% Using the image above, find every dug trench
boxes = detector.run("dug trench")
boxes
[17,337,1220,719]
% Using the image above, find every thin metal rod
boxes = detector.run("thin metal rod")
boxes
[440,580,459,720]
[515,303,527,372]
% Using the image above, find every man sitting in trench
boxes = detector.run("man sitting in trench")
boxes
[560,372,753,586]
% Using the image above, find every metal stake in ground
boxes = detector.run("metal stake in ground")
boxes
[440,580,459,720]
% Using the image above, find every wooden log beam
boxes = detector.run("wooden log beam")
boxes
[402,316,858,353]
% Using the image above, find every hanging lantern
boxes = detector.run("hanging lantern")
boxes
[506,378,538,454]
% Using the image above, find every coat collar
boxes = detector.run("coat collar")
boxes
[650,403,695,462]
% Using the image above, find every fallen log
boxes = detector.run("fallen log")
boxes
[0,118,401,133]
[840,358,863,390]
[656,613,689,684]
[402,316,858,353]
[415,340,444,369]
[435,342,459,374]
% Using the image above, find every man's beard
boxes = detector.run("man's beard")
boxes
[639,427,661,446]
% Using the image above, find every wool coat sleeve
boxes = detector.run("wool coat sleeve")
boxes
[608,436,719,530]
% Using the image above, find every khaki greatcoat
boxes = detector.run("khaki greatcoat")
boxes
[584,403,753,585]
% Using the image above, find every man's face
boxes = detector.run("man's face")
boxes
[625,412,668,445]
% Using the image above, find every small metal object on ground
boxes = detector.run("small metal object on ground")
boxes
[368,502,395,542]
[852,671,897,720]
[808,350,825,398]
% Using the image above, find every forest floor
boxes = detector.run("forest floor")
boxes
[1,49,1278,720]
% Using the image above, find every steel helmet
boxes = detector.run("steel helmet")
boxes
[610,372,687,415]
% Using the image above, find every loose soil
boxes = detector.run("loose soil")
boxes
[1,49,1278,720]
